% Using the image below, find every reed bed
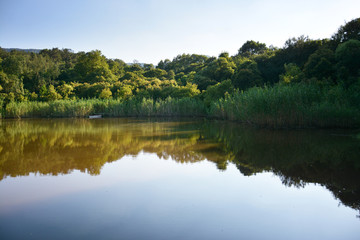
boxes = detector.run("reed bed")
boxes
[3,83,360,128]
[4,97,206,119]
[209,83,360,128]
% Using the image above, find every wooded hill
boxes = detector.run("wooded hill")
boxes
[1,18,359,127]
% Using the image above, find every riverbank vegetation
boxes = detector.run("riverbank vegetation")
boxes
[1,18,360,127]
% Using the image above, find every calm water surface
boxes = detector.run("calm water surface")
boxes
[0,118,359,239]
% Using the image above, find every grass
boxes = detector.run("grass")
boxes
[4,97,206,119]
[209,83,360,128]
[3,83,360,128]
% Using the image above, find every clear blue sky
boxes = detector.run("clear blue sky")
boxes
[0,0,359,64]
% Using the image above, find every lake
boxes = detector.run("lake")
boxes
[0,118,359,239]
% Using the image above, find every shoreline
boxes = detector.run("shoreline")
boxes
[2,114,359,130]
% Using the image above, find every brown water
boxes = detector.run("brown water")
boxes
[0,118,359,239]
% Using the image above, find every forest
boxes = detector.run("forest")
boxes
[0,18,359,128]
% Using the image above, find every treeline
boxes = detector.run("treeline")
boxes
[1,18,360,127]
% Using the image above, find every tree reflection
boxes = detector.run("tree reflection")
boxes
[0,118,359,213]
[200,121,360,214]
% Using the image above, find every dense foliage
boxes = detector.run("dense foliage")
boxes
[1,18,360,127]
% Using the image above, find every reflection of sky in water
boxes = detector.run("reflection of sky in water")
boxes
[0,118,360,239]
[1,152,359,240]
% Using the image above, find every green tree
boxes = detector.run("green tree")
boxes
[157,54,208,74]
[114,85,133,99]
[279,63,304,83]
[107,59,126,78]
[99,88,112,99]
[167,70,175,80]
[197,54,236,84]
[57,83,74,99]
[193,75,217,91]
[332,18,360,43]
[26,91,38,101]
[39,48,63,62]
[281,36,323,67]
[168,83,200,98]
[304,48,335,81]
[255,36,322,84]
[44,84,62,101]
[176,71,195,86]
[157,59,171,70]
[232,60,263,90]
[1,53,26,75]
[143,68,167,79]
[0,71,25,101]
[203,79,234,105]
[335,39,360,86]
[74,50,116,83]
[238,40,267,57]
[21,53,61,92]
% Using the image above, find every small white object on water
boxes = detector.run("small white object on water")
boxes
[89,115,102,119]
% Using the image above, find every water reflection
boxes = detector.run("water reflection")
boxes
[0,118,359,213]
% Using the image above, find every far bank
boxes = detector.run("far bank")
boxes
[2,83,360,129]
